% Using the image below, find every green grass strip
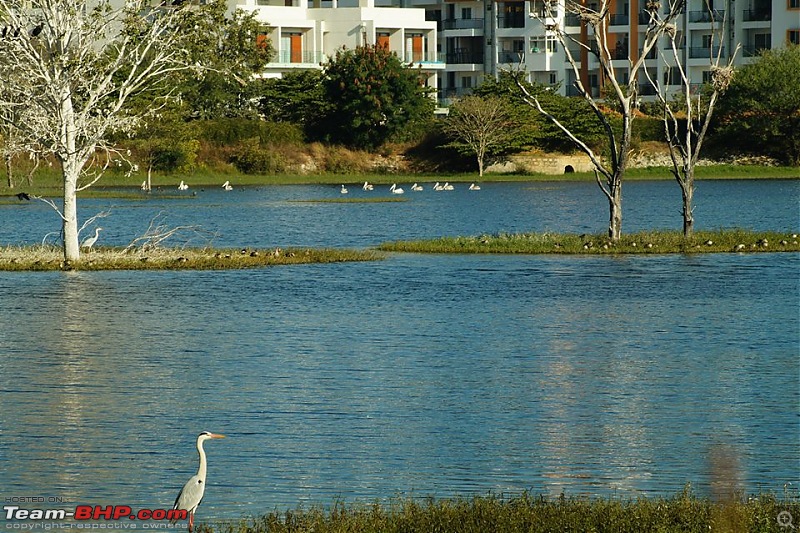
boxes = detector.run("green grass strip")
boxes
[379,229,800,255]
[199,490,799,533]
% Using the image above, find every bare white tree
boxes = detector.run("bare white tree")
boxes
[516,0,682,241]
[0,0,200,262]
[442,95,517,177]
[642,0,739,237]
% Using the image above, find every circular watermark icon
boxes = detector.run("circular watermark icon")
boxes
[777,510,795,529]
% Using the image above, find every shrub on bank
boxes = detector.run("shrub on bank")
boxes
[201,490,799,533]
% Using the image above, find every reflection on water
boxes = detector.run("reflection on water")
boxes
[1,251,798,519]
[0,181,798,520]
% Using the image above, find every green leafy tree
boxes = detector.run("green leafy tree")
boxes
[713,45,800,165]
[474,73,606,153]
[162,0,274,120]
[256,70,326,128]
[315,45,435,150]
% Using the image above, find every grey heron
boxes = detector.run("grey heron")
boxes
[171,431,225,532]
[80,228,102,251]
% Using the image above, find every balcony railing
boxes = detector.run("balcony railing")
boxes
[276,50,325,64]
[442,18,484,30]
[445,51,485,64]
[688,9,725,22]
[497,13,526,28]
[742,8,771,20]
[499,50,525,63]
[742,45,770,57]
[564,13,581,26]
[689,45,725,58]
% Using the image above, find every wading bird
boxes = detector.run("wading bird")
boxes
[389,183,404,194]
[411,183,423,191]
[16,192,31,201]
[222,181,233,191]
[362,181,373,191]
[172,431,225,533]
[340,184,348,194]
[80,228,102,251]
[178,180,189,190]
[469,183,481,190]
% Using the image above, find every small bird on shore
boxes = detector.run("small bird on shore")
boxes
[80,228,102,251]
[16,192,31,201]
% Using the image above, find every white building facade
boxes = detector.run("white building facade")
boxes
[228,0,799,105]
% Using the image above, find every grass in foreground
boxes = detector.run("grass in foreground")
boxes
[0,246,381,271]
[201,490,799,533]
[379,229,800,255]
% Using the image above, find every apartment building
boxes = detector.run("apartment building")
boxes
[228,0,798,105]
[233,0,444,90]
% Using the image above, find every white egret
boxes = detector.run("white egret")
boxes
[341,184,348,194]
[389,183,404,194]
[469,183,481,190]
[80,228,102,251]
[171,431,225,533]
[178,181,189,190]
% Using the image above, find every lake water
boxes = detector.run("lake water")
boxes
[0,179,798,522]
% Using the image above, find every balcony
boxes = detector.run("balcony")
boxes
[497,13,526,28]
[445,50,485,64]
[688,9,725,22]
[275,50,325,64]
[689,46,725,58]
[742,8,771,20]
[609,13,629,25]
[442,18,484,30]
[499,50,525,63]
[742,45,770,57]
[564,13,581,26]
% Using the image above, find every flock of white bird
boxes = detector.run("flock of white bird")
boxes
[342,181,480,194]
[142,179,481,195]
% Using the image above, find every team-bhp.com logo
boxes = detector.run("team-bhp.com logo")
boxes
[4,505,187,522]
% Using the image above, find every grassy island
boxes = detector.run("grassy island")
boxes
[200,490,799,533]
[379,230,800,255]
[0,246,380,271]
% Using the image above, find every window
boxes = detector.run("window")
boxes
[461,7,472,19]
[461,76,473,89]
[702,34,714,48]
[754,33,771,50]
[549,72,558,85]
[702,70,713,83]
[664,68,681,85]
[790,0,799,8]
[789,30,800,45]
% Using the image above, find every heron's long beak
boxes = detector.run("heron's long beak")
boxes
[209,433,226,439]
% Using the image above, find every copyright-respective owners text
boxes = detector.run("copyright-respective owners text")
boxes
[3,500,186,530]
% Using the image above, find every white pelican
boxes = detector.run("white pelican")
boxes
[433,182,444,191]
[171,431,225,533]
[411,183,423,191]
[178,180,189,190]
[362,181,374,191]
[443,182,455,191]
[469,183,481,190]
[389,183,404,194]
[141,181,147,190]
[222,181,233,191]
[80,228,102,251]
[340,184,348,194]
